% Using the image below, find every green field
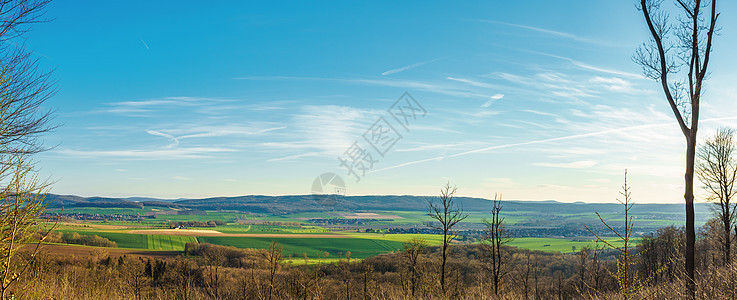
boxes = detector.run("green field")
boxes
[507,237,638,253]
[56,230,196,250]
[198,236,404,259]
[338,232,445,245]
[145,234,197,250]
[47,205,668,258]
[212,225,328,234]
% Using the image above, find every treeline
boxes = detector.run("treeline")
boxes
[235,220,302,227]
[183,243,265,268]
[167,220,226,228]
[16,242,622,299]
[633,219,737,298]
[13,218,737,299]
[41,231,118,248]
[71,201,144,209]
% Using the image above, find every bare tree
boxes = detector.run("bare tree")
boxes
[427,182,467,294]
[513,253,534,300]
[634,0,720,295]
[0,1,56,298]
[203,246,225,300]
[481,194,511,295]
[586,170,639,299]
[696,127,737,265]
[360,262,373,300]
[533,256,540,300]
[264,240,283,300]
[589,241,604,294]
[0,0,55,156]
[0,156,52,298]
[577,246,590,294]
[119,257,149,300]
[170,257,198,300]
[401,237,426,298]
[340,251,352,300]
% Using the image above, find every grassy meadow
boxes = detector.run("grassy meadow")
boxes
[45,204,689,260]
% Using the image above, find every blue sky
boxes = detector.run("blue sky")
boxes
[27,1,737,202]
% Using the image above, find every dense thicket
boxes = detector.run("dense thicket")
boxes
[40,231,118,248]
[8,221,732,300]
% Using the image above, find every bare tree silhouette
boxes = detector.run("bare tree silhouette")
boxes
[481,194,511,296]
[0,1,56,298]
[427,182,467,295]
[697,127,737,265]
[635,0,720,296]
[586,170,640,299]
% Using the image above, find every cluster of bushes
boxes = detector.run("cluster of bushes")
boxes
[13,237,737,300]
[167,220,226,228]
[43,231,118,247]
[184,242,265,268]
[15,218,737,300]
[257,221,301,227]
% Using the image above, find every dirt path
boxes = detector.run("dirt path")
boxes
[128,229,349,238]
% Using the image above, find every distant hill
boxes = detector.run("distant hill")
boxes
[125,197,187,203]
[42,193,712,219]
[44,194,143,208]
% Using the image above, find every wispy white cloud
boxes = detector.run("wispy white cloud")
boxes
[534,160,598,169]
[103,97,232,115]
[169,125,286,139]
[538,146,607,157]
[521,110,557,117]
[146,125,286,148]
[370,121,677,174]
[381,58,441,76]
[395,143,465,152]
[490,66,646,105]
[261,105,381,160]
[570,61,644,79]
[444,77,508,107]
[55,147,236,160]
[469,110,501,118]
[446,76,498,89]
[524,50,644,79]
[473,19,608,45]
[266,152,322,162]
[350,78,490,98]
[408,125,463,134]
[488,72,528,85]
[146,130,179,148]
[111,97,219,108]
[245,100,296,111]
[481,94,504,108]
[238,76,495,99]
[589,76,649,94]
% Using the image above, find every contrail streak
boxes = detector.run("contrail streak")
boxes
[370,116,737,174]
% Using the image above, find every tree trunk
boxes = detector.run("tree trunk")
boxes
[685,135,697,296]
[441,239,447,294]
[725,214,731,265]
